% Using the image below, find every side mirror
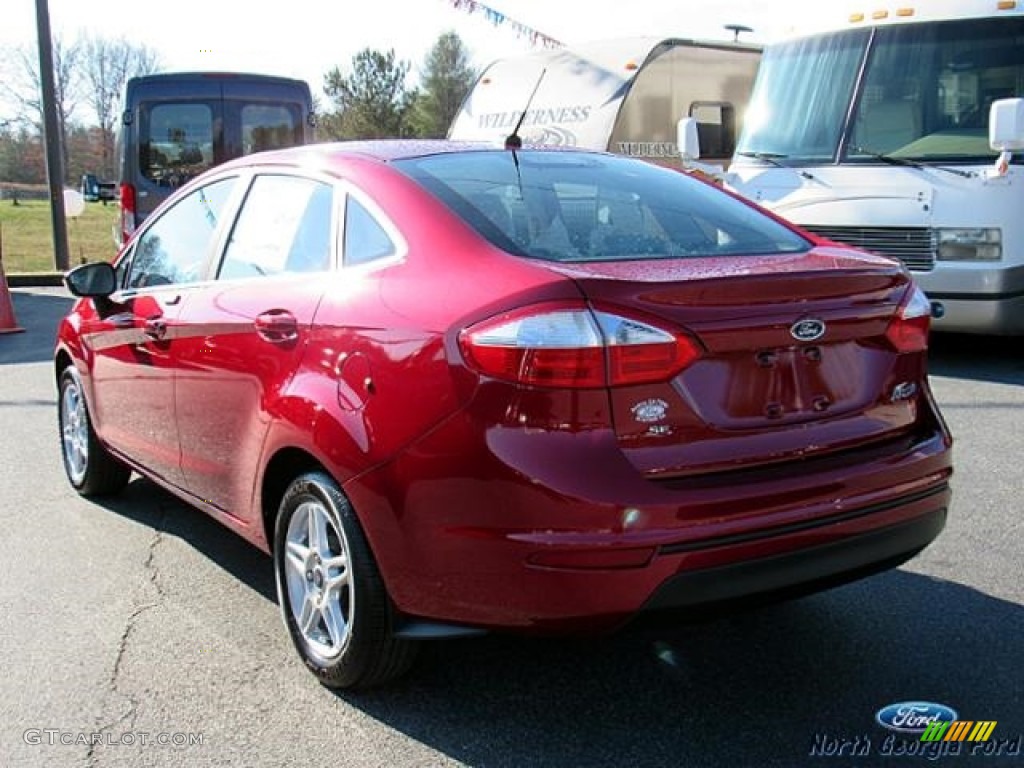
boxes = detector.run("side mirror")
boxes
[990,98,1024,152]
[676,116,730,183]
[64,262,117,298]
[677,117,701,161]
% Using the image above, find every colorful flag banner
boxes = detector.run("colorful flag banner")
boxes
[446,0,563,48]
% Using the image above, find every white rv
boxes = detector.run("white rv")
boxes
[723,1,1024,334]
[449,37,761,168]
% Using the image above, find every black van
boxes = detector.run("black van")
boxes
[116,71,315,243]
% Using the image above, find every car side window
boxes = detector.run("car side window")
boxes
[126,178,236,289]
[218,175,334,279]
[343,196,396,266]
[114,246,134,289]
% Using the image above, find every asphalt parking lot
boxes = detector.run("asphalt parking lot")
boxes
[1,287,1021,768]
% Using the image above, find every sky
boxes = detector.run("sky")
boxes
[0,0,842,122]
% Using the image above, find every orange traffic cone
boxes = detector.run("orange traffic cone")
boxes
[0,224,25,334]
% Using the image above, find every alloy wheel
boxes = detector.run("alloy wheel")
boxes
[283,499,353,662]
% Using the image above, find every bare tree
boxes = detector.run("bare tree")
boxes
[1,34,82,182]
[80,35,161,178]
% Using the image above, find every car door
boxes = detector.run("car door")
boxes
[86,177,240,487]
[173,173,336,518]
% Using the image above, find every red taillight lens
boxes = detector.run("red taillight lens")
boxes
[596,311,701,386]
[459,302,700,388]
[119,182,136,244]
[885,286,931,353]
[463,345,607,387]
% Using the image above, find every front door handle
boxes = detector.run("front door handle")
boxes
[255,310,299,345]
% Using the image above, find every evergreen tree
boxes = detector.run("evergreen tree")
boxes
[322,48,417,139]
[411,32,477,139]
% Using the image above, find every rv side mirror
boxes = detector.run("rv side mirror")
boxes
[678,117,701,160]
[990,98,1024,152]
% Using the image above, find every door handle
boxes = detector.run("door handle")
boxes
[254,310,299,345]
[143,316,167,340]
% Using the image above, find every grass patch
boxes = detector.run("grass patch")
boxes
[0,199,118,273]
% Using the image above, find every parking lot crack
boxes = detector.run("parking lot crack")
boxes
[85,507,168,767]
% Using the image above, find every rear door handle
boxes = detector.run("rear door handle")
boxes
[143,317,167,340]
[255,310,299,345]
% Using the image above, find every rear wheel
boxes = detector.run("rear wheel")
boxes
[58,367,131,496]
[273,471,418,689]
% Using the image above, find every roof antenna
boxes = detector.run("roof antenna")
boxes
[505,68,547,150]
[724,23,753,42]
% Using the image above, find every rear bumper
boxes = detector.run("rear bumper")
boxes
[643,503,946,613]
[925,292,1024,335]
[915,263,1024,334]
[345,409,953,633]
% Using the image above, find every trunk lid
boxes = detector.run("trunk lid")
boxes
[543,247,921,477]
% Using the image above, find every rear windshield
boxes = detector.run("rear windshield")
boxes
[392,150,810,262]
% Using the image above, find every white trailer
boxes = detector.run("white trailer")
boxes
[449,36,761,168]
[722,0,1024,334]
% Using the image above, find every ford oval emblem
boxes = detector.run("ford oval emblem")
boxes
[790,318,826,342]
[875,702,959,733]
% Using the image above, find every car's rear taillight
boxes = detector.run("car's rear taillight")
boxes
[885,285,932,353]
[119,182,136,244]
[459,302,700,388]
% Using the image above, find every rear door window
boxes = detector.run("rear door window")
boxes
[218,175,335,279]
[140,102,218,188]
[342,197,398,266]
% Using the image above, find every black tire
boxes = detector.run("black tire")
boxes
[58,367,131,496]
[273,471,418,689]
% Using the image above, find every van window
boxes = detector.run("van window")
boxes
[242,105,302,154]
[141,102,216,188]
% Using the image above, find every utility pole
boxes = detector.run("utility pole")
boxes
[35,0,70,271]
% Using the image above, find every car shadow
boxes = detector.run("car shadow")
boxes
[88,478,1021,766]
[0,289,75,366]
[95,477,277,602]
[929,332,1024,386]
[337,574,1023,767]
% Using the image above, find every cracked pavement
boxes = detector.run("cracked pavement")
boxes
[86,520,165,768]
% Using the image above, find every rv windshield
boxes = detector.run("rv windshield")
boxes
[738,17,1024,164]
[737,29,867,163]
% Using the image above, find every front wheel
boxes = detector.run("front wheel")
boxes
[58,367,131,496]
[273,471,418,689]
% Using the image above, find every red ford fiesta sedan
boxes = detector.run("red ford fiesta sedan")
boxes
[55,141,953,688]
